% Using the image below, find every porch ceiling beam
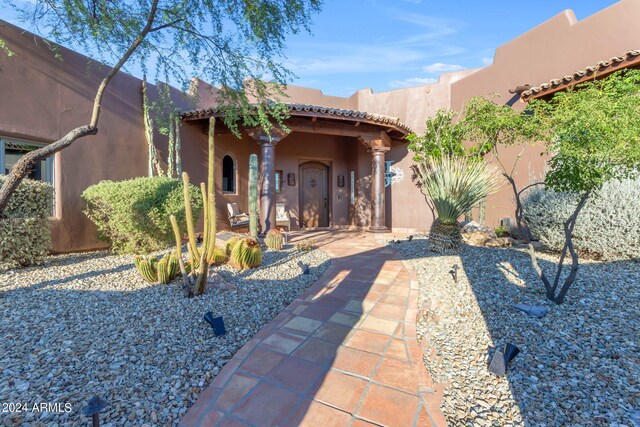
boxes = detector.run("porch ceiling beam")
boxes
[286,118,404,142]
[358,131,391,150]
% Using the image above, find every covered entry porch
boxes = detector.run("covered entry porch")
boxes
[181,104,411,234]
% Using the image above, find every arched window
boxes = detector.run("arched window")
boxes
[222,155,235,193]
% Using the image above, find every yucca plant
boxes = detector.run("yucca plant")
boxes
[413,156,502,253]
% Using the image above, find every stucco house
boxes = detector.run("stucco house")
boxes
[1,0,640,253]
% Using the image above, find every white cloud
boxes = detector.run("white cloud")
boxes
[393,12,459,39]
[422,62,464,74]
[285,40,464,76]
[389,77,438,89]
[283,8,467,94]
[482,57,494,66]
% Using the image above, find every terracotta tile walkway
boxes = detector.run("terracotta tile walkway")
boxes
[180,231,445,427]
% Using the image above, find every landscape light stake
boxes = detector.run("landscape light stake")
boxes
[81,396,109,427]
[204,312,226,336]
[297,261,310,275]
[449,264,459,284]
[489,343,521,376]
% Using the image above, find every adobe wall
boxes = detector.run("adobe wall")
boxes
[276,0,640,230]
[4,0,640,251]
[449,0,640,226]
[279,73,476,232]
[0,20,149,252]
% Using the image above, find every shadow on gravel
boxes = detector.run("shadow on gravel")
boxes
[400,236,640,426]
[0,246,331,426]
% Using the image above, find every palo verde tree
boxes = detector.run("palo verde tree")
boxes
[461,95,540,239]
[463,70,640,304]
[527,69,640,303]
[407,109,466,161]
[408,108,468,219]
[0,0,322,215]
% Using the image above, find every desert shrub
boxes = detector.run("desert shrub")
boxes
[82,176,202,254]
[295,240,317,251]
[522,178,640,260]
[1,176,53,218]
[0,176,53,271]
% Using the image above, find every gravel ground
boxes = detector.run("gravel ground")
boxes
[0,244,329,426]
[392,236,639,427]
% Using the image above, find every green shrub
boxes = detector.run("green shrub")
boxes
[295,239,317,251]
[0,176,53,271]
[82,177,202,254]
[0,176,53,218]
[522,178,640,260]
[494,225,509,237]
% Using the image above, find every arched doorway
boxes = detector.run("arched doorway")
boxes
[299,162,329,228]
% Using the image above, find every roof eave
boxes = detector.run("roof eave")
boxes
[521,49,640,102]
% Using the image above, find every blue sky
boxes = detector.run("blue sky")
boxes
[282,0,619,96]
[3,0,620,97]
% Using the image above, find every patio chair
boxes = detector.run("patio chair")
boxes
[227,203,250,230]
[276,203,291,231]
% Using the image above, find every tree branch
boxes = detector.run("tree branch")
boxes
[0,0,162,216]
[553,192,590,303]
[0,126,98,213]
[90,0,161,127]
[149,18,184,33]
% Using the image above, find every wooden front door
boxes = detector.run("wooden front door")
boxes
[299,162,329,228]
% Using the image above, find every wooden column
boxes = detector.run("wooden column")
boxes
[247,127,289,234]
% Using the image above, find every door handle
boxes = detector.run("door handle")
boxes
[324,197,327,208]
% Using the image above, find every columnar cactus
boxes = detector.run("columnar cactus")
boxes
[229,237,263,270]
[249,154,259,238]
[265,229,284,250]
[169,117,219,297]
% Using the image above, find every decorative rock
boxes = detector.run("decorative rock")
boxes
[462,231,495,246]
[513,304,549,318]
[488,350,508,376]
[484,237,516,248]
[297,261,310,275]
[461,221,493,234]
[489,344,520,376]
[394,235,639,426]
[0,245,329,426]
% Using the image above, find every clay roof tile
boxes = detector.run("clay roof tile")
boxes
[181,103,413,134]
[522,48,640,100]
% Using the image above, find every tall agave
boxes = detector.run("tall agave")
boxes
[413,156,502,253]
